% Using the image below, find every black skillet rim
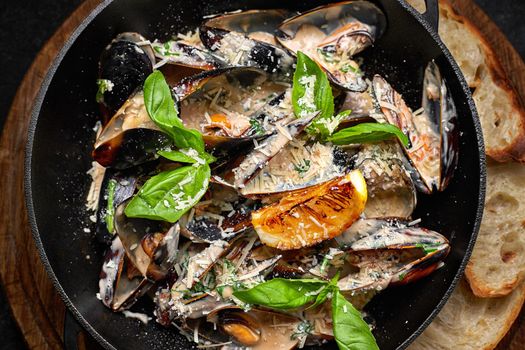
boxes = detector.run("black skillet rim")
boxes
[24,1,487,349]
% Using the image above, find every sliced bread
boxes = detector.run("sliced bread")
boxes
[408,279,525,350]
[465,161,525,297]
[407,0,525,162]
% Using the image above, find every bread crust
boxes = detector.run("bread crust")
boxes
[466,262,520,298]
[439,0,525,162]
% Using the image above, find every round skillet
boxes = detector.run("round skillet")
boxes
[25,0,485,349]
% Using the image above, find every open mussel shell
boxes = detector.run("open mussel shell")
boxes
[372,61,459,193]
[179,184,255,243]
[276,1,386,92]
[352,142,417,219]
[205,306,301,349]
[174,67,291,151]
[152,40,226,70]
[99,237,152,311]
[334,218,450,292]
[240,140,350,198]
[423,61,459,191]
[92,91,171,169]
[98,32,155,119]
[200,10,295,78]
[114,201,179,281]
[225,113,316,189]
[94,170,138,244]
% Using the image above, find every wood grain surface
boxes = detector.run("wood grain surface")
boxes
[0,1,101,349]
[0,0,523,349]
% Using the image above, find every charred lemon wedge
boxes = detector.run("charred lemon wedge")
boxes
[252,170,367,250]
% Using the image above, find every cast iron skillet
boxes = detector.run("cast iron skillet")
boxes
[25,0,485,349]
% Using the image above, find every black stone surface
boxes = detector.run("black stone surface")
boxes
[0,1,523,349]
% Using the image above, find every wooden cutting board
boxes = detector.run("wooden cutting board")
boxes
[0,0,523,349]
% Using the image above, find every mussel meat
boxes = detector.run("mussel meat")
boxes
[200,10,295,78]
[333,218,450,291]
[99,237,152,311]
[277,1,387,92]
[372,61,459,193]
[240,139,350,198]
[353,141,417,219]
[174,67,292,150]
[206,307,301,349]
[114,201,179,281]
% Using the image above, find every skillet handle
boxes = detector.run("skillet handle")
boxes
[422,0,439,32]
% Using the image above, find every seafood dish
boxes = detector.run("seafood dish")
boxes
[89,1,459,349]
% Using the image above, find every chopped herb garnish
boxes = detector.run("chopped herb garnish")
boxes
[249,118,265,135]
[340,62,361,74]
[294,159,311,175]
[105,179,117,234]
[415,243,441,254]
[96,79,113,103]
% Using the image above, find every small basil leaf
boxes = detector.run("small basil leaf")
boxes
[144,71,180,130]
[169,127,206,155]
[332,290,379,350]
[233,278,327,309]
[308,272,340,310]
[143,71,205,154]
[158,150,198,164]
[328,122,409,147]
[124,164,210,223]
[292,51,334,137]
[105,179,117,234]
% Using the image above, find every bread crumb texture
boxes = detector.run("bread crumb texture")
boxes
[466,161,525,297]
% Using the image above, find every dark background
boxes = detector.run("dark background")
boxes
[0,0,524,349]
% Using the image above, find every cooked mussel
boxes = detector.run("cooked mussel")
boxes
[94,170,138,243]
[92,91,171,169]
[372,61,459,193]
[99,237,152,311]
[114,201,180,281]
[174,67,292,150]
[333,218,450,291]
[227,114,316,189]
[206,307,301,349]
[277,1,386,92]
[98,32,155,118]
[151,40,226,70]
[240,139,350,198]
[200,10,295,78]
[353,142,417,219]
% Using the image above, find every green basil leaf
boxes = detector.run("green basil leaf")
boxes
[332,290,379,350]
[143,71,205,154]
[144,71,181,130]
[158,150,198,164]
[233,278,327,309]
[292,51,334,137]
[105,179,117,234]
[328,122,409,147]
[124,163,210,222]
[308,272,340,310]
